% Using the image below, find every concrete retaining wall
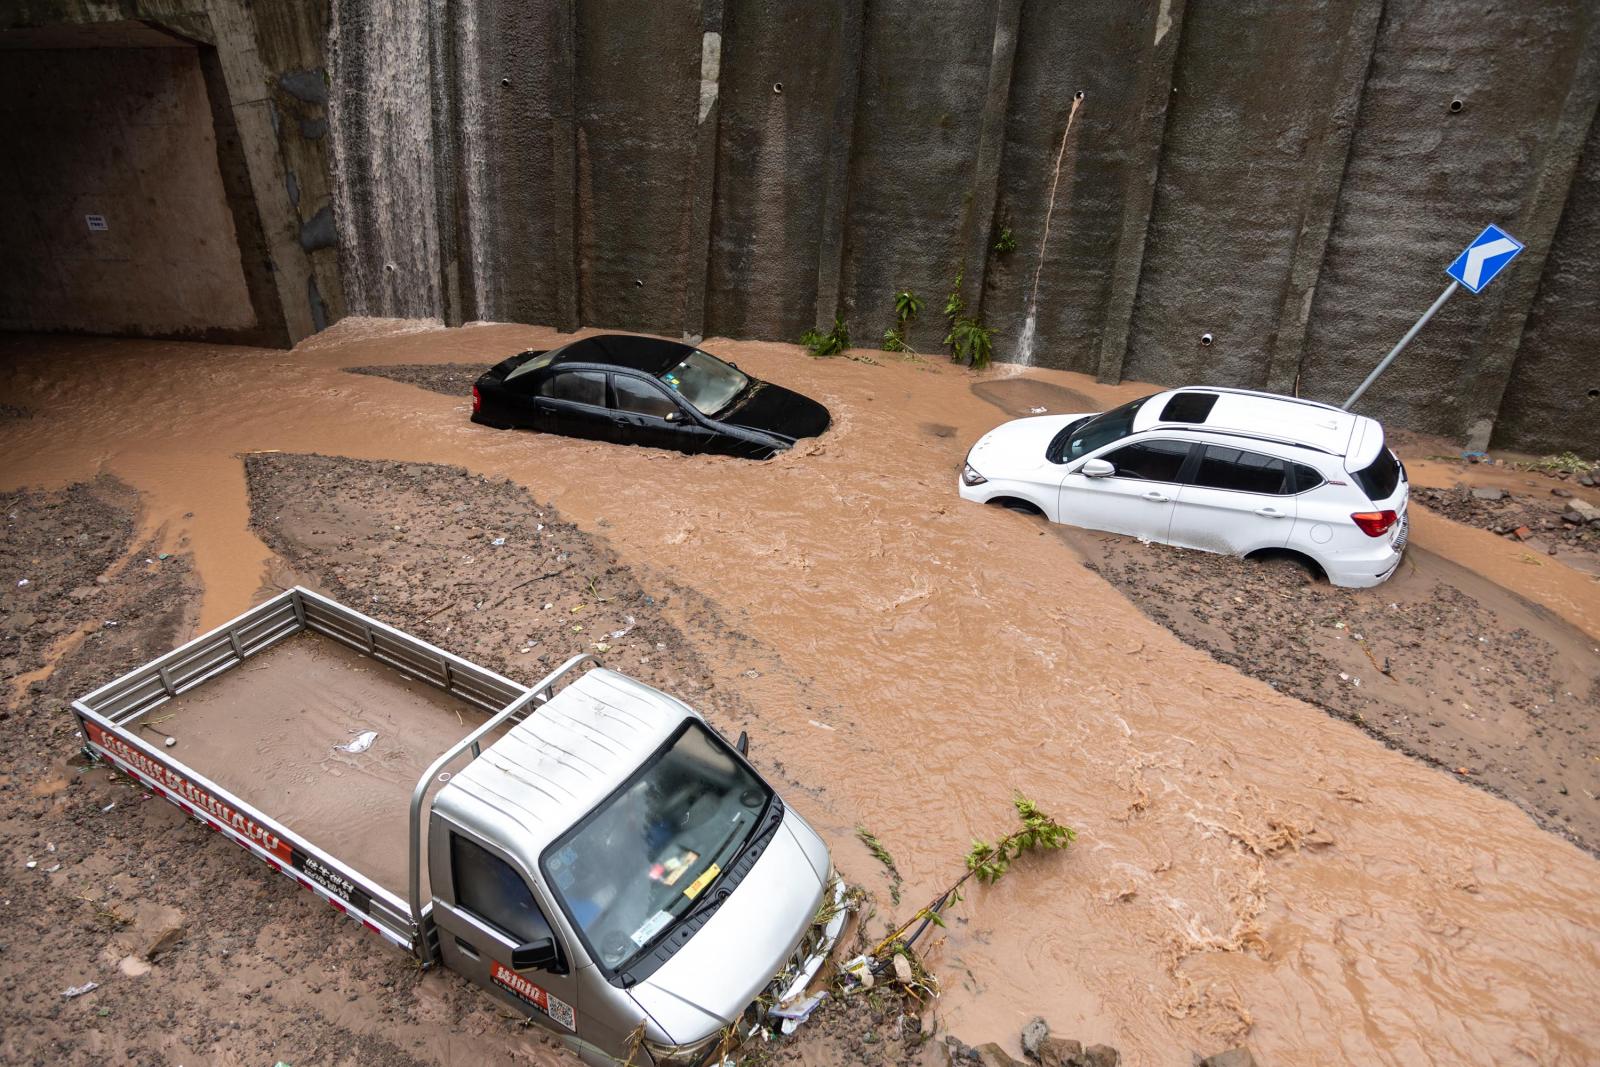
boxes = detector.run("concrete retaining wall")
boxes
[5,0,1597,452]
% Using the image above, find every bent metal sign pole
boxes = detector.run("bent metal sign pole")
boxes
[1342,223,1524,411]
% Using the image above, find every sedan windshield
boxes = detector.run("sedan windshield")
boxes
[660,349,749,415]
[541,722,770,971]
[1048,394,1155,463]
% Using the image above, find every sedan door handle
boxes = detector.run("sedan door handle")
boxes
[1142,491,1170,502]
[1255,506,1286,518]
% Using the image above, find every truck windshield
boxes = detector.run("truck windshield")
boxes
[541,722,770,970]
[660,349,749,416]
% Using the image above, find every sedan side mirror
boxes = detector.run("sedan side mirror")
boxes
[664,411,678,421]
[512,937,563,974]
[1081,458,1115,478]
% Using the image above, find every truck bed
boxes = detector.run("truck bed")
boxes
[73,587,538,955]
[151,629,495,899]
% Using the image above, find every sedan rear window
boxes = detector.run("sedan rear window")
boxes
[1352,448,1402,501]
[1192,445,1291,495]
[539,370,606,406]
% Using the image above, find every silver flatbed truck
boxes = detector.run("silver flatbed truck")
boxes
[72,587,846,1066]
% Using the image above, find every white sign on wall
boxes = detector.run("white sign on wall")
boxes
[85,215,108,232]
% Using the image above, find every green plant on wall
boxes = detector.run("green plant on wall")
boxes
[946,316,995,370]
[993,226,1017,255]
[800,316,850,358]
[940,269,994,370]
[882,289,924,353]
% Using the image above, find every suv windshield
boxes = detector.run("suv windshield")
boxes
[1048,394,1154,463]
[541,722,770,971]
[660,349,749,416]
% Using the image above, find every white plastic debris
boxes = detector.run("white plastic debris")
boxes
[16,578,29,587]
[335,730,378,754]
[807,720,835,731]
[164,737,177,748]
[1029,406,1048,414]
[101,802,115,813]
[491,537,506,546]
[25,860,37,870]
[45,864,61,873]
[771,991,828,1030]
[609,616,637,640]
[61,982,99,998]
[840,954,875,989]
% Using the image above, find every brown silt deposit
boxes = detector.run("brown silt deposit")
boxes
[3,321,1599,1066]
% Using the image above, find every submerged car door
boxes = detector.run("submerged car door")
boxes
[431,828,594,1055]
[1167,444,1296,553]
[1057,438,1193,540]
[608,373,707,453]
[535,370,614,442]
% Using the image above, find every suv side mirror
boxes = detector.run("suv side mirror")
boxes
[735,730,749,756]
[1081,458,1115,478]
[512,937,563,974]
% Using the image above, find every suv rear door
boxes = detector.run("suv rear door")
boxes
[1057,438,1194,540]
[1167,444,1297,553]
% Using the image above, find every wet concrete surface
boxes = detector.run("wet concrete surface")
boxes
[2,322,1599,1065]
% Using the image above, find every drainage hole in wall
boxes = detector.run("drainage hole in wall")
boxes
[1449,98,1464,113]
[634,279,644,288]
[1199,332,1214,347]
[1588,388,1599,400]
[501,77,512,87]
[772,82,784,94]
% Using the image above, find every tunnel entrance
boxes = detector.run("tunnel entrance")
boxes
[0,21,281,345]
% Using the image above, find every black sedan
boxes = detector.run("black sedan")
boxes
[471,334,830,459]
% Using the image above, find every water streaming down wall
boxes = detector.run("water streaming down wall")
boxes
[308,0,1599,452]
[327,0,443,320]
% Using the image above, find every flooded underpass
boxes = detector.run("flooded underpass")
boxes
[3,322,1599,1066]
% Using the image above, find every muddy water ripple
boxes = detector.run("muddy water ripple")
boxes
[2,323,1598,1065]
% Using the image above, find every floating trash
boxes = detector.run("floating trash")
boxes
[335,730,379,754]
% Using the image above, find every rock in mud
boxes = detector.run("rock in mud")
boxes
[1081,1045,1119,1067]
[112,902,186,962]
[1198,1049,1258,1067]
[1020,1016,1050,1059]
[1471,487,1506,501]
[1036,1036,1085,1066]
[971,1042,1024,1067]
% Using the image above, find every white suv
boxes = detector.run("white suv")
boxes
[958,387,1409,587]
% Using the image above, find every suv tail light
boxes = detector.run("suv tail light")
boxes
[471,384,482,414]
[1351,510,1398,537]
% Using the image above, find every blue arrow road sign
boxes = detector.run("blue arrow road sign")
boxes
[1445,223,1524,294]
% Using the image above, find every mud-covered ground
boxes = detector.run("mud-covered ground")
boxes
[0,459,920,1066]
[345,363,488,397]
[1066,532,1600,854]
[1413,484,1600,562]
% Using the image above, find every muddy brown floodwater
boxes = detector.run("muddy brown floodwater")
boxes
[3,322,1600,1066]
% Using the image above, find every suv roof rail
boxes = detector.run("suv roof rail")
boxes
[1182,385,1347,414]
[1148,423,1337,456]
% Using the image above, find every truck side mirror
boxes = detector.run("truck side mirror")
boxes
[512,937,563,974]
[736,730,749,755]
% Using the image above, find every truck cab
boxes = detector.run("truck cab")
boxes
[427,668,832,1065]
